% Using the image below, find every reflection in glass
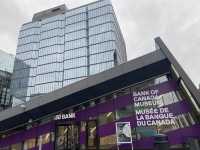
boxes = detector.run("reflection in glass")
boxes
[100,134,116,149]
[0,146,10,150]
[11,143,22,150]
[99,112,115,126]
[56,125,79,150]
[23,138,36,150]
[87,121,97,149]
[116,105,133,120]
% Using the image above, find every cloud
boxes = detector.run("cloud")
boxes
[0,0,200,87]
[0,0,25,53]
[112,0,200,87]
[0,0,96,53]
[180,16,200,31]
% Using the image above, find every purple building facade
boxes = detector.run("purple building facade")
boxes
[0,38,199,150]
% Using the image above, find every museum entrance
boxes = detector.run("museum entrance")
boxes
[55,120,99,150]
[86,120,98,150]
[55,123,79,150]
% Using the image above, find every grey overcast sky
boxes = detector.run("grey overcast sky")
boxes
[0,0,200,87]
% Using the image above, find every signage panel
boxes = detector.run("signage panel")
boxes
[54,113,76,120]
[116,122,132,144]
[133,89,175,127]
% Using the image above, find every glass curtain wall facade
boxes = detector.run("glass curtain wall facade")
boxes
[0,71,12,110]
[0,50,14,110]
[10,58,30,105]
[0,50,14,73]
[12,0,126,102]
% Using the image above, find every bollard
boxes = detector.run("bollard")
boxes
[154,134,169,150]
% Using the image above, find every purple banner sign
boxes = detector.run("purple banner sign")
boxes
[0,122,55,147]
[132,80,181,128]
[97,99,192,137]
[111,125,200,149]
[76,80,178,122]
[79,131,86,145]
[0,80,196,149]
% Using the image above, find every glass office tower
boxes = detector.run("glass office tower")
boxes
[0,50,14,73]
[12,0,127,102]
[0,50,14,110]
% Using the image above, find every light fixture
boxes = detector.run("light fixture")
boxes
[45,133,50,141]
[28,119,33,124]
[64,127,68,134]
[91,127,96,133]
[106,112,112,118]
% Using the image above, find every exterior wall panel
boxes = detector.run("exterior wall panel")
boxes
[2,79,200,149]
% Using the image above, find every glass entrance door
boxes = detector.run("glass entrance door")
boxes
[87,120,98,150]
[56,124,79,150]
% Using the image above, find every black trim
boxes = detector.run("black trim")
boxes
[40,43,64,49]
[35,81,63,86]
[89,49,115,56]
[36,70,63,76]
[65,28,87,35]
[19,33,40,40]
[89,60,114,66]
[20,26,40,33]
[38,52,63,58]
[65,37,87,43]
[63,65,88,71]
[63,76,87,82]
[17,42,39,48]
[40,35,64,42]
[37,61,63,67]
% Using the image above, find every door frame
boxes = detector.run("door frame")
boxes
[54,121,81,150]
[86,119,99,150]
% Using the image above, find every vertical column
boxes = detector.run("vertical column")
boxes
[86,7,90,77]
